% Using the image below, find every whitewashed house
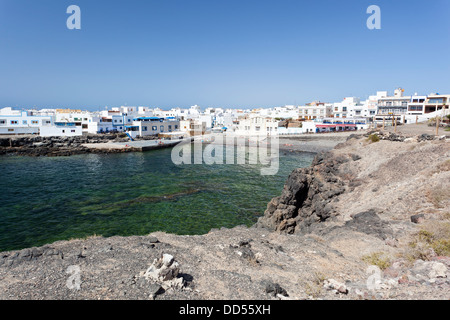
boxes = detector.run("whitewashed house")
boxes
[125,117,180,139]
[40,122,83,137]
[303,118,369,133]
[233,115,279,136]
[0,108,54,135]
[299,102,332,120]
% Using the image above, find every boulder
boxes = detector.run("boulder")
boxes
[323,279,348,294]
[410,214,425,224]
[142,254,185,290]
[344,209,393,240]
[261,280,288,297]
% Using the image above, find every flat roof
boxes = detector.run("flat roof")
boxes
[133,117,162,121]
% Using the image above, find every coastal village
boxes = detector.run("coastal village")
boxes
[2,0,450,306]
[1,88,449,301]
[1,88,449,139]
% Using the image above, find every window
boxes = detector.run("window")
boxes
[152,126,157,131]
[160,126,164,132]
[8,129,14,132]
[62,130,65,133]
[71,130,76,133]
[175,125,178,130]
[142,126,148,131]
[428,98,444,104]
[0,119,5,125]
[168,125,172,132]
[11,120,18,125]
[23,120,27,125]
[32,120,39,125]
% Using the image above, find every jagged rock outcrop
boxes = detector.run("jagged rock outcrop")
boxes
[256,151,359,234]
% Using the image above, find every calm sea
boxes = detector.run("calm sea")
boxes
[0,147,314,251]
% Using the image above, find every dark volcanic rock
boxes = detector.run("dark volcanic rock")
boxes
[256,152,350,234]
[343,209,393,240]
[261,280,288,297]
[411,214,425,224]
[418,134,435,142]
[0,134,134,157]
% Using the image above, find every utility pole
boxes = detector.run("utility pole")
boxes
[436,116,440,135]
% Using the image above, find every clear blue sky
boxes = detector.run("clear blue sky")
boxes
[0,0,449,110]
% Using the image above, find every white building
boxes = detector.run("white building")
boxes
[40,122,83,137]
[407,94,428,116]
[233,116,279,136]
[333,97,361,119]
[268,105,300,120]
[299,102,332,120]
[376,88,411,116]
[0,108,54,135]
[360,92,384,119]
[305,118,369,133]
[405,93,450,123]
[180,119,207,136]
[125,117,180,139]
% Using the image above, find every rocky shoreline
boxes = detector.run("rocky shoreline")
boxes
[0,130,449,300]
[0,131,354,158]
[0,134,159,157]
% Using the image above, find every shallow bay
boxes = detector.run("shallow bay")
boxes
[0,148,314,251]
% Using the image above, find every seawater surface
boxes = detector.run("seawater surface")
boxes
[0,147,315,251]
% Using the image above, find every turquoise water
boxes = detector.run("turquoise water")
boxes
[0,147,314,252]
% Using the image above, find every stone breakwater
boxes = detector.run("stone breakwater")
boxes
[0,131,449,300]
[0,134,157,157]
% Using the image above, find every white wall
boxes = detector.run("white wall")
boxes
[0,110,53,135]
[277,127,305,135]
[40,125,82,137]
[0,127,39,135]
